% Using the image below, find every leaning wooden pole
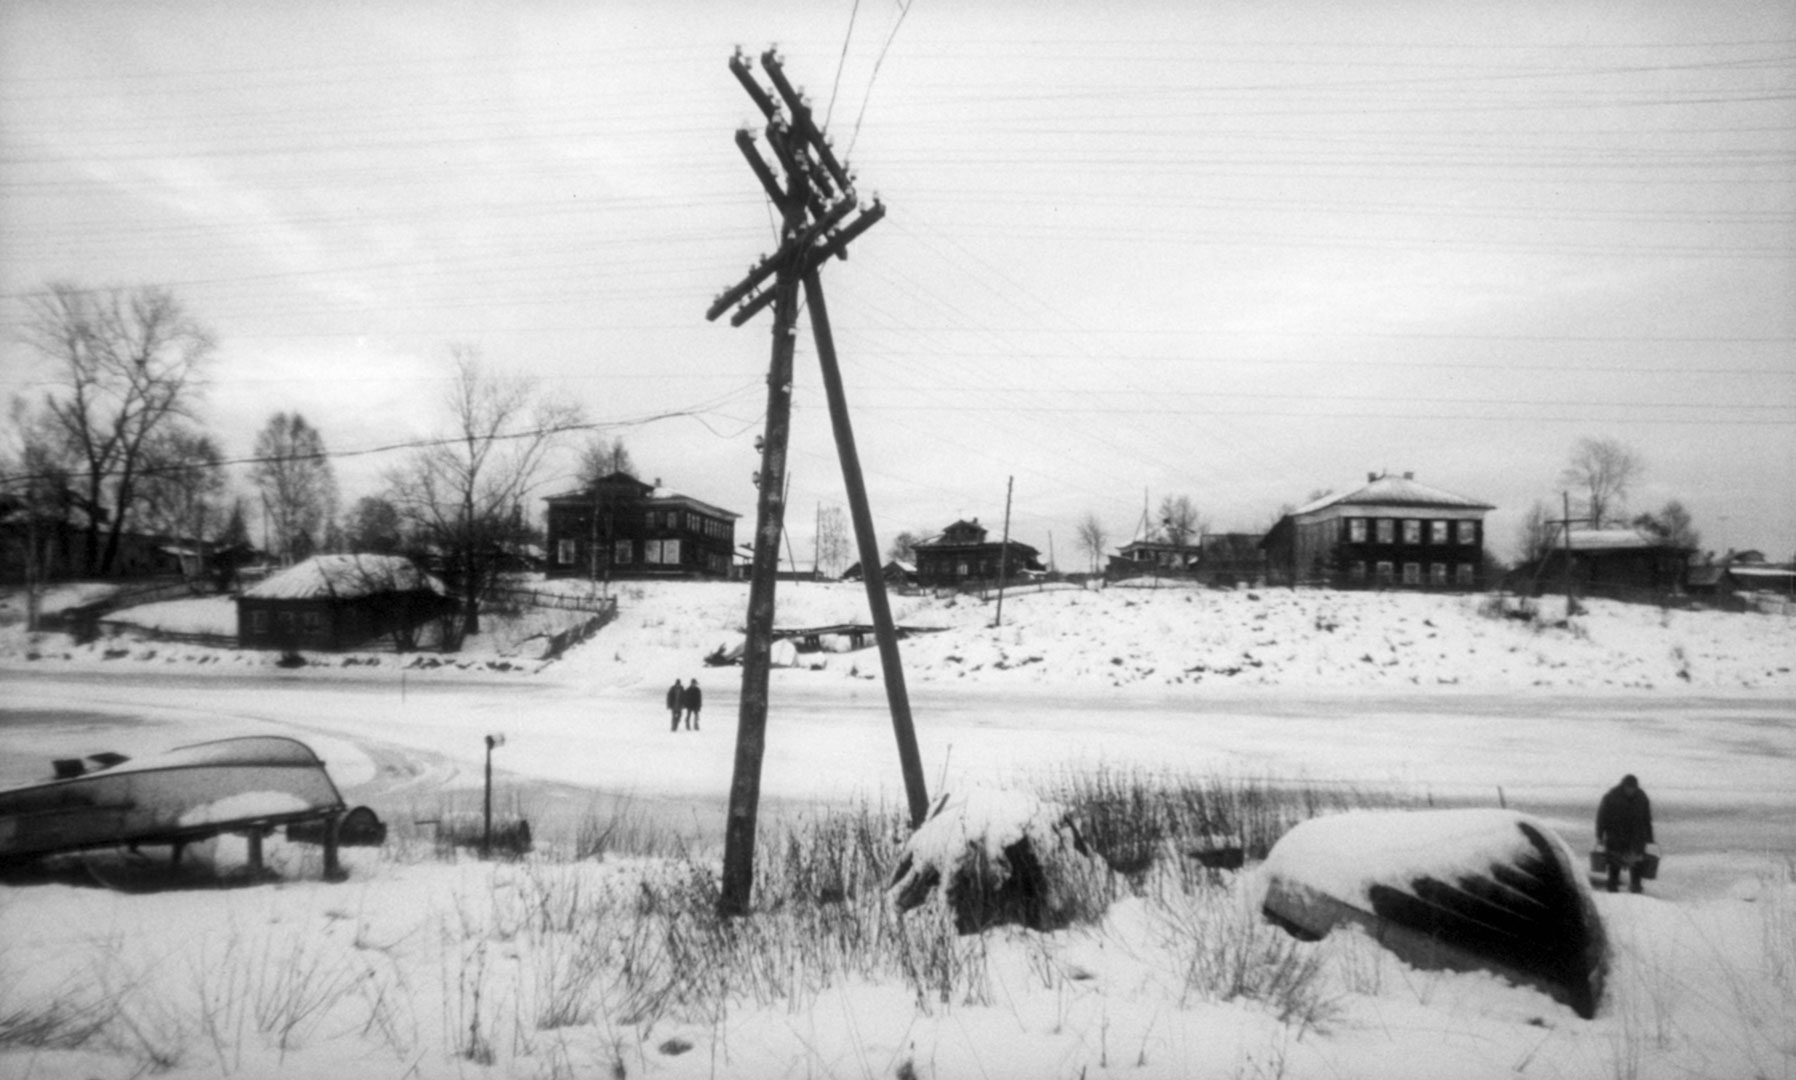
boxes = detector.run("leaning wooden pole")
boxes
[719,246,805,918]
[803,269,930,827]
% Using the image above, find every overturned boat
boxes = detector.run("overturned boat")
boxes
[1260,808,1607,1019]
[0,736,369,873]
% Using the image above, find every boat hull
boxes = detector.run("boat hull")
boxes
[1261,809,1607,1019]
[0,736,346,863]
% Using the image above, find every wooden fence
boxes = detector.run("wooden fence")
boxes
[486,586,618,617]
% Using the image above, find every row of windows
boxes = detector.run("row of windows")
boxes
[1345,518,1477,546]
[1347,561,1477,586]
[556,539,686,566]
[249,609,324,634]
[643,509,731,538]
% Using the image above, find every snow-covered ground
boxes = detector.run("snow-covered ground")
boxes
[2,579,1793,1079]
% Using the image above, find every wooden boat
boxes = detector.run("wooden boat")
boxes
[1260,808,1607,1019]
[0,736,350,866]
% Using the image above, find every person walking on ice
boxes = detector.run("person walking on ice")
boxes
[666,679,684,732]
[1596,773,1655,893]
[682,678,703,731]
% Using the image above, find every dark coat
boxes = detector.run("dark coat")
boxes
[666,682,682,710]
[1596,784,1653,854]
[681,682,703,711]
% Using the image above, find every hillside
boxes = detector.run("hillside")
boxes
[552,579,1796,695]
[5,579,1794,695]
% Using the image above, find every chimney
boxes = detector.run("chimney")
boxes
[1367,472,1378,483]
[1403,471,1414,480]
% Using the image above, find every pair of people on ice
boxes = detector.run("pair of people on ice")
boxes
[666,678,703,732]
[1595,773,1654,894]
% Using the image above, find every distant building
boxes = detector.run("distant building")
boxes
[542,472,739,581]
[236,554,453,650]
[1106,532,1268,585]
[1260,472,1492,590]
[1531,526,1693,600]
[841,558,916,587]
[911,518,1043,587]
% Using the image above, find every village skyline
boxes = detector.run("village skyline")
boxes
[3,2,1792,566]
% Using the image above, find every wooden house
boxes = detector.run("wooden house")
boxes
[1260,472,1492,590]
[911,519,1042,588]
[542,472,739,581]
[841,558,916,586]
[236,554,453,651]
[1532,526,1693,600]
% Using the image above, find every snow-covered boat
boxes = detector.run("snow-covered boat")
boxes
[0,736,350,865]
[1259,809,1608,1018]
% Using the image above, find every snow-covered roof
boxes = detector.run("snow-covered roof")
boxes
[1552,526,1688,552]
[240,554,447,600]
[1294,474,1493,517]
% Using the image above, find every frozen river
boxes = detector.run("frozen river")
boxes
[3,666,1792,900]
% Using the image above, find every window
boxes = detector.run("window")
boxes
[614,540,632,565]
[1430,521,1448,545]
[1348,518,1367,543]
[1349,560,1367,582]
[304,611,324,632]
[956,560,970,577]
[664,539,681,564]
[1457,563,1477,587]
[1402,520,1421,545]
[278,610,296,631]
[1376,519,1394,544]
[558,539,576,565]
[1430,563,1448,586]
[1375,561,1394,584]
[251,610,268,634]
[1402,562,1421,585]
[1457,521,1477,545]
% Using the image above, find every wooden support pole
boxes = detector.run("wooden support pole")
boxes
[323,812,345,882]
[995,475,1014,628]
[720,233,805,918]
[803,269,930,828]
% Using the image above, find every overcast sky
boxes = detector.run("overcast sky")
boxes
[3,1,1792,566]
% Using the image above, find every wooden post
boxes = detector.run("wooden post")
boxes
[1562,491,1576,614]
[994,476,1014,628]
[322,812,345,881]
[803,269,930,827]
[247,829,264,873]
[720,221,806,917]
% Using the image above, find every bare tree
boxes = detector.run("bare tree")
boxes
[887,530,921,563]
[385,346,582,639]
[23,283,214,575]
[1561,436,1642,528]
[815,504,851,578]
[1157,494,1206,548]
[1517,499,1558,564]
[1632,499,1700,550]
[2,399,72,626]
[252,412,338,565]
[1075,511,1110,574]
[136,425,225,568]
[342,495,406,554]
[576,435,637,485]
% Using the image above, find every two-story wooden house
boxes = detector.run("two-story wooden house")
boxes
[911,518,1043,588]
[542,472,739,581]
[1260,472,1492,590]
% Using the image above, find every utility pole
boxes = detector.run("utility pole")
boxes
[994,476,1014,627]
[1562,490,1576,614]
[706,48,922,917]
